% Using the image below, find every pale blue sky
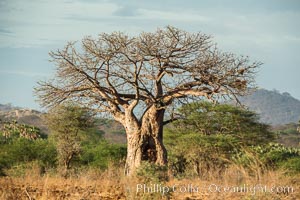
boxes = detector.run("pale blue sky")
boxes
[0,0,299,110]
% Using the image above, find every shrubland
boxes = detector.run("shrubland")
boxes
[0,102,299,199]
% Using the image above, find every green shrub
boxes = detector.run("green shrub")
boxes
[0,138,57,176]
[80,140,126,169]
[279,157,300,173]
[232,143,300,173]
[133,162,171,200]
[164,102,280,178]
[252,143,300,169]
[165,130,240,178]
[136,162,168,183]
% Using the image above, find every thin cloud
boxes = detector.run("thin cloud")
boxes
[0,28,13,35]
[0,70,49,78]
[137,9,211,22]
[113,5,139,17]
[284,35,300,43]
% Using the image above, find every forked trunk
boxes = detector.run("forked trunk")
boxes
[124,107,167,175]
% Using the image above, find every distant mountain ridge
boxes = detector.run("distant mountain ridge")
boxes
[239,89,300,125]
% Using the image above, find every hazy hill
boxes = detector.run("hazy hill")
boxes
[0,105,126,143]
[239,89,300,125]
[0,105,48,133]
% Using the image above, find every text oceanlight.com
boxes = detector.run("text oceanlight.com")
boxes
[136,183,294,195]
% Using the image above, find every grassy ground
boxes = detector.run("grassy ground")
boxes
[0,165,299,200]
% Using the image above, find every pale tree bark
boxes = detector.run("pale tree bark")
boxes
[124,106,167,174]
[35,26,261,175]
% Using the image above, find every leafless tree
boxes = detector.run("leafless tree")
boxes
[35,26,260,175]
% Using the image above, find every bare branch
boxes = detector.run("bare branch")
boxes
[35,26,260,125]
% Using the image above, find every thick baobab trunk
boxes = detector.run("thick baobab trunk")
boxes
[124,107,167,175]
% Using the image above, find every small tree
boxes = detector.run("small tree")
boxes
[165,102,274,176]
[45,103,95,176]
[36,26,260,175]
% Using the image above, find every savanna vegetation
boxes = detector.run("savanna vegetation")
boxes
[0,27,299,199]
[0,102,299,199]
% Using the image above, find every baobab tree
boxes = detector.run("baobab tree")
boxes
[35,26,260,175]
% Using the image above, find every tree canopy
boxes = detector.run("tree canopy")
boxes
[35,26,259,123]
[173,101,274,145]
[45,103,95,175]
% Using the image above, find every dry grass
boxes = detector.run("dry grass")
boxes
[168,166,300,200]
[0,163,126,200]
[0,165,299,200]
